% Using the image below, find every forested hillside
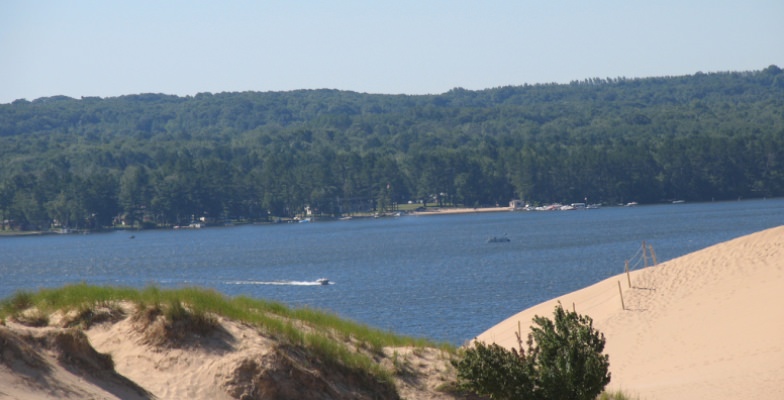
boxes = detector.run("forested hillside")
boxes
[1,66,783,230]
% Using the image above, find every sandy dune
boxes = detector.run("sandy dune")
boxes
[477,225,784,400]
[1,305,459,400]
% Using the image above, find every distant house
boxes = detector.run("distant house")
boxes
[509,199,524,209]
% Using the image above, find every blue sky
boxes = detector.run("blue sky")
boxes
[2,1,782,104]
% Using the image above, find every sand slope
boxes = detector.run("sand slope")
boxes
[0,325,151,400]
[477,225,784,400]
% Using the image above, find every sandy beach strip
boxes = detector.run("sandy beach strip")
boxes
[476,225,784,400]
[410,206,513,216]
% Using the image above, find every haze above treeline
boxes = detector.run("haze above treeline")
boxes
[1,66,783,230]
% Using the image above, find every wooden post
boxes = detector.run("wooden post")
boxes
[642,241,648,268]
[572,302,576,313]
[617,281,625,310]
[649,245,658,266]
[625,260,631,288]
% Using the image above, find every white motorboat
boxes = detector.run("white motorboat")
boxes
[316,278,330,285]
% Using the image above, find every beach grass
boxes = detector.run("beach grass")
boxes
[0,283,454,384]
[598,390,640,400]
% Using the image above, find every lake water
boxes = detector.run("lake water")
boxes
[2,198,783,344]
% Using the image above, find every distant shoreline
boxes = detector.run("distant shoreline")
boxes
[0,230,51,237]
[0,207,519,237]
[409,206,513,216]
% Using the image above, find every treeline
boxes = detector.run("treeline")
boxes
[1,66,783,230]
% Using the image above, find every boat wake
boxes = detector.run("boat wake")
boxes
[225,280,332,286]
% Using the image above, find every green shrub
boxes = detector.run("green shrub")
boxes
[453,340,536,399]
[454,303,611,400]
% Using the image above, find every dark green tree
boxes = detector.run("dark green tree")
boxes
[0,180,14,230]
[119,166,151,227]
